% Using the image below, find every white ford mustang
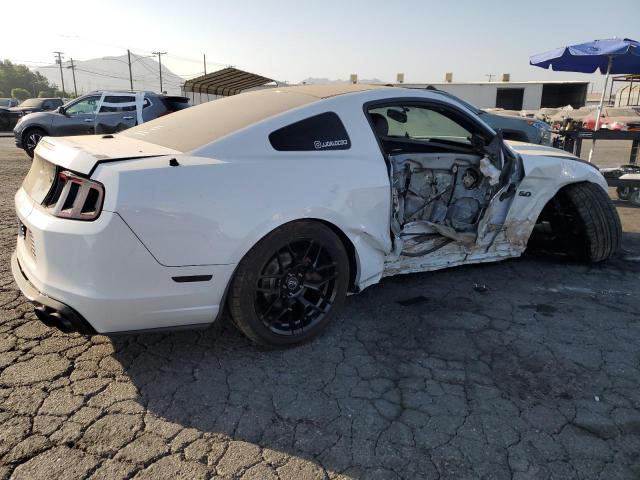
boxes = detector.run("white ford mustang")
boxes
[12,84,621,346]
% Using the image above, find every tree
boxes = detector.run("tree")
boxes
[0,60,57,98]
[11,88,30,101]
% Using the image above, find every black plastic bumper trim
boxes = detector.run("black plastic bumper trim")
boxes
[11,251,97,335]
[171,274,213,283]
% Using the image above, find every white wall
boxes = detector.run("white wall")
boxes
[401,82,544,110]
[182,89,224,106]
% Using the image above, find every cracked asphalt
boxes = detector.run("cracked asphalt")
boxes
[1,137,639,479]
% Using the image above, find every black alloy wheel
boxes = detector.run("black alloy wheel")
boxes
[24,129,45,157]
[255,239,338,335]
[229,221,349,347]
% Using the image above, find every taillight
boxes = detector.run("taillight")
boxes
[44,171,104,221]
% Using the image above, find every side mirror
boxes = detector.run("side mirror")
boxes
[57,106,65,114]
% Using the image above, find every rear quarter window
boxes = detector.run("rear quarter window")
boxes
[161,97,190,112]
[269,112,351,151]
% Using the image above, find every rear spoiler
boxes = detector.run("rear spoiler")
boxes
[35,135,181,176]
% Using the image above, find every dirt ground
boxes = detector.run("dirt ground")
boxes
[0,137,639,479]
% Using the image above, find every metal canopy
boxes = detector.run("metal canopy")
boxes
[183,67,276,96]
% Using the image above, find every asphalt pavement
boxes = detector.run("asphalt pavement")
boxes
[0,138,639,479]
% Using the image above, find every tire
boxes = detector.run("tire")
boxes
[554,182,622,262]
[630,189,640,207]
[23,128,46,158]
[229,221,349,347]
[616,186,632,201]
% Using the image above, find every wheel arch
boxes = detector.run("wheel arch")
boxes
[502,163,608,251]
[528,179,621,261]
[533,179,607,224]
[216,216,361,329]
[21,125,49,145]
[236,217,361,294]
[312,218,359,293]
[507,155,609,227]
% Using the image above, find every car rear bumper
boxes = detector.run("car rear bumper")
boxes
[11,251,96,334]
[13,187,235,334]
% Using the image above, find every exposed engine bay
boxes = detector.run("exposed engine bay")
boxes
[390,152,501,257]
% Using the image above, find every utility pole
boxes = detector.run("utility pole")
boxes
[485,73,495,83]
[53,51,66,97]
[203,53,206,76]
[66,59,78,97]
[127,49,134,90]
[152,51,167,93]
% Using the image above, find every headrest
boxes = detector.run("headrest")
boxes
[370,113,388,137]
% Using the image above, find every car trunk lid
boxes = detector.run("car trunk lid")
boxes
[34,134,181,176]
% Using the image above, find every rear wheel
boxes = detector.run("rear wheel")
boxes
[229,221,349,347]
[23,128,46,158]
[532,182,621,262]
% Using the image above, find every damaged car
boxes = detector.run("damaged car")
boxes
[13,91,190,157]
[12,84,621,346]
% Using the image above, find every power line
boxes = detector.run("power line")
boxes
[73,67,139,82]
[132,53,165,82]
[10,53,190,92]
[131,54,202,79]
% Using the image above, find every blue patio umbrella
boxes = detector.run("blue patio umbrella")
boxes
[531,38,640,161]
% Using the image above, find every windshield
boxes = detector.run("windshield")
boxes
[19,99,43,108]
[0,99,12,107]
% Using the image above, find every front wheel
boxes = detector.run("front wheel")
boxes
[550,182,622,262]
[229,221,349,347]
[23,128,46,158]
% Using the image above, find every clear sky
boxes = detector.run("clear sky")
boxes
[3,0,639,89]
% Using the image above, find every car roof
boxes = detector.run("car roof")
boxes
[121,84,479,152]
[280,83,393,99]
[85,90,155,96]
